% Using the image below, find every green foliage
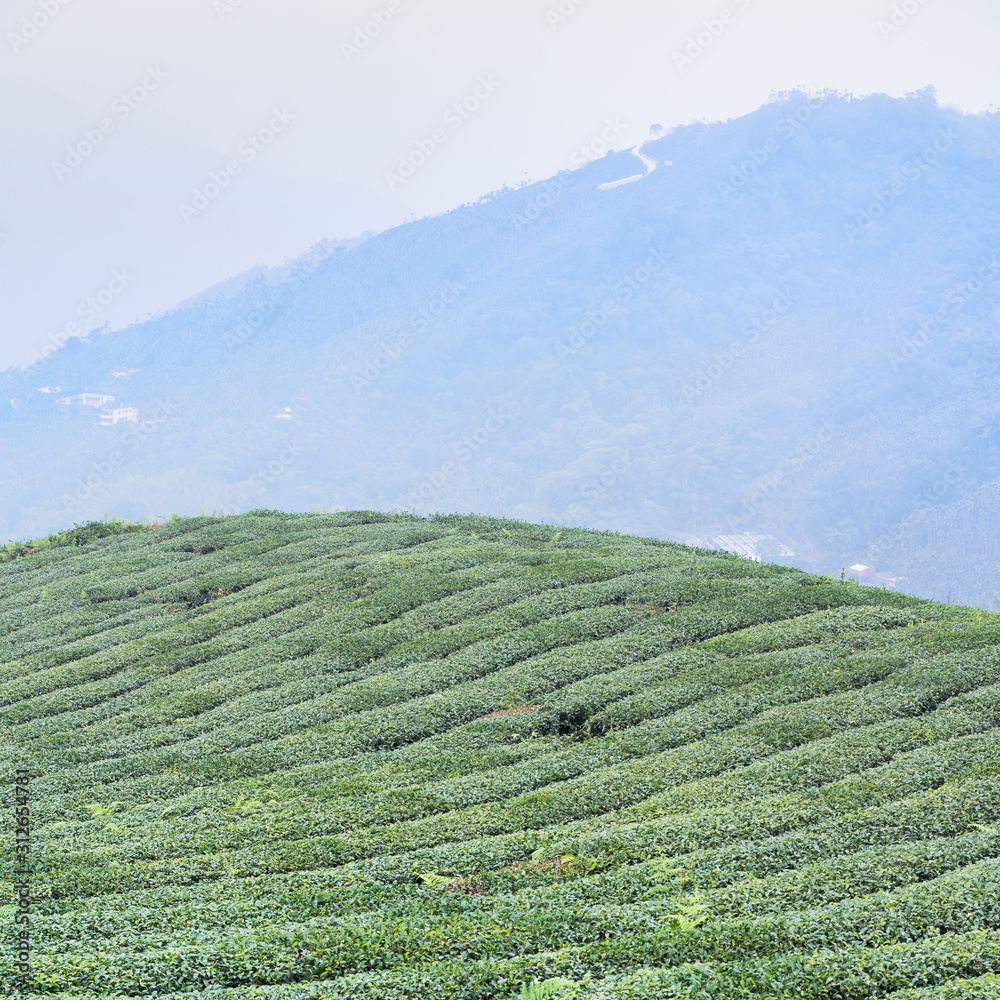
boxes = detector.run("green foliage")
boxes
[1,509,999,997]
[516,977,582,999]
[0,514,158,564]
[416,870,462,887]
[663,897,711,935]
[82,801,121,819]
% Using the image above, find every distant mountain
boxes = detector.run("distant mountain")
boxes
[170,232,376,312]
[3,88,1000,608]
[0,77,397,371]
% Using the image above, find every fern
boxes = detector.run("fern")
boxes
[644,856,687,895]
[517,977,581,999]
[83,801,123,835]
[83,801,121,820]
[666,897,711,933]
[644,858,712,933]
[227,794,265,816]
[526,851,606,875]
[416,870,461,887]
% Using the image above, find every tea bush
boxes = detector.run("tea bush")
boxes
[3,510,1000,997]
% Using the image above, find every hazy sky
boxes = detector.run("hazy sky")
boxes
[2,0,997,371]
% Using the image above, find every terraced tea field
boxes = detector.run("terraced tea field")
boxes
[4,509,1000,998]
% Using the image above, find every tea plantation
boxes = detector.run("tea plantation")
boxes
[3,509,1000,999]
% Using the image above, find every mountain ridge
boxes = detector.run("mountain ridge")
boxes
[3,88,1000,608]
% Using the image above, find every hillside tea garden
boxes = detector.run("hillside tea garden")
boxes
[3,509,1000,998]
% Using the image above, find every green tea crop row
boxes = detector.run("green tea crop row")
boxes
[31,605,667,799]
[23,672,1000,899]
[13,567,655,768]
[4,510,1000,997]
[29,834,1000,996]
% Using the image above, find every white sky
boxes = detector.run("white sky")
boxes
[1,0,997,370]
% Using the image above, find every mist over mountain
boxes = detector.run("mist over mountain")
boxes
[4,88,1000,609]
[0,76,395,371]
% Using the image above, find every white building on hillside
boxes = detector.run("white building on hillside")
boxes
[56,392,115,408]
[99,406,139,426]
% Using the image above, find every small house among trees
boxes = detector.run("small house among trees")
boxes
[99,407,139,426]
[56,392,116,408]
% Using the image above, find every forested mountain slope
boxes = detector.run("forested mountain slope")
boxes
[3,89,1000,607]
